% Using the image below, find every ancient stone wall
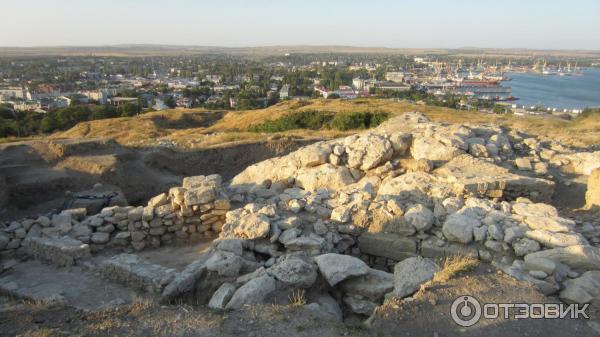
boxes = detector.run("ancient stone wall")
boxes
[0,174,230,257]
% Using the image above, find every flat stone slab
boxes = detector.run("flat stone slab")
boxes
[358,233,417,261]
[0,260,141,311]
[98,254,177,294]
[22,237,90,267]
[435,155,555,202]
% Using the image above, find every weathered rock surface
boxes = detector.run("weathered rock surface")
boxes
[208,283,237,310]
[525,245,600,271]
[225,275,276,309]
[393,256,439,298]
[267,257,317,288]
[586,168,600,209]
[560,271,600,304]
[314,253,369,286]
[99,254,177,294]
[340,268,394,300]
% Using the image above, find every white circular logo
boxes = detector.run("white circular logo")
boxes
[451,295,482,327]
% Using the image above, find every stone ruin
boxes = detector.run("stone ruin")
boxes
[2,112,600,319]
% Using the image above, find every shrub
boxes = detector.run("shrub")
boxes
[248,110,390,133]
[248,110,330,132]
[330,111,389,131]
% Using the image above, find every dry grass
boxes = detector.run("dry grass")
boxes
[21,299,53,311]
[22,328,56,337]
[432,255,480,283]
[42,98,600,148]
[127,296,155,315]
[288,289,307,307]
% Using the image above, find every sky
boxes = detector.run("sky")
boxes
[1,0,599,50]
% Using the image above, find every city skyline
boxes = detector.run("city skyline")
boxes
[1,0,599,50]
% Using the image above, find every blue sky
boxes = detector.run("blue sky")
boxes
[1,0,599,49]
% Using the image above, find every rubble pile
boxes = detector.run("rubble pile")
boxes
[2,112,600,319]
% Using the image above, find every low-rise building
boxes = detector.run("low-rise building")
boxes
[279,84,290,99]
[385,72,405,83]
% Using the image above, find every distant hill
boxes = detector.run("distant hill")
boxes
[50,99,600,148]
[1,45,599,57]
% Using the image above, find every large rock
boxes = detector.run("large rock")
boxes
[225,275,276,309]
[294,144,330,167]
[295,164,356,191]
[434,155,555,202]
[393,256,439,298]
[314,253,369,286]
[232,214,271,240]
[346,134,393,170]
[205,251,243,277]
[305,293,343,321]
[208,283,237,310]
[343,294,377,315]
[560,271,600,304]
[161,249,214,301]
[524,245,600,271]
[99,254,177,294]
[377,172,452,206]
[358,233,417,260]
[267,257,317,288]
[525,230,588,248]
[555,151,600,175]
[411,137,464,162]
[442,214,480,244]
[184,186,216,206]
[403,204,434,231]
[339,268,394,300]
[523,216,573,233]
[586,168,600,209]
[512,202,558,218]
[22,237,90,267]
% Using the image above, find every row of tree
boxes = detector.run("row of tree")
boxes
[0,103,142,138]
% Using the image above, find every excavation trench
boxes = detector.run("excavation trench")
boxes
[0,137,319,221]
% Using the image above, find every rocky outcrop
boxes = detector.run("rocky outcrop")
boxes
[586,168,600,209]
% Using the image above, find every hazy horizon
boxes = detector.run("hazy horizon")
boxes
[1,0,599,50]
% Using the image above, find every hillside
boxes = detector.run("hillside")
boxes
[52,99,600,149]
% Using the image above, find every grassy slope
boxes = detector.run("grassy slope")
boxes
[49,99,600,148]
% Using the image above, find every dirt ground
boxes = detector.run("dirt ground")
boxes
[1,264,598,337]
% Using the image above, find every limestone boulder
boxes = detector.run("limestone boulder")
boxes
[226,275,277,310]
[393,256,439,298]
[231,214,271,240]
[295,164,356,191]
[208,283,237,310]
[560,271,600,304]
[339,268,394,300]
[314,253,369,286]
[512,203,558,218]
[524,245,600,271]
[267,257,317,288]
[411,136,464,162]
[403,204,434,231]
[346,134,393,170]
[442,214,480,244]
[525,230,588,248]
